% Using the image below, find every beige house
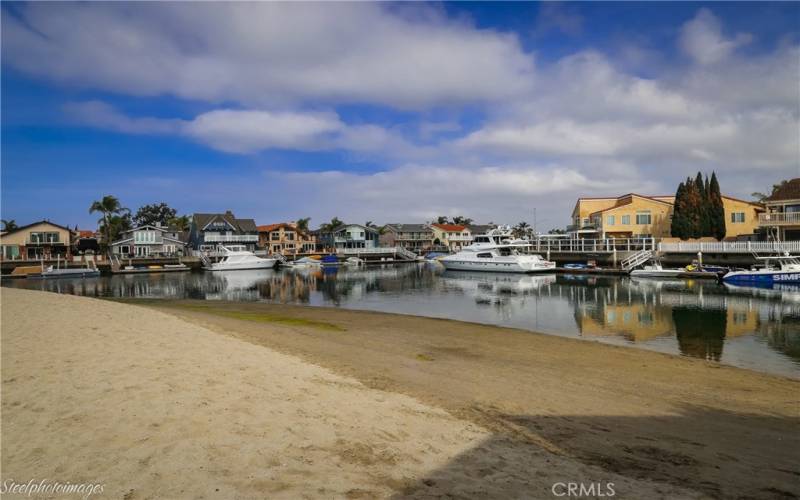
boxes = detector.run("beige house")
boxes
[430,223,472,251]
[758,178,800,241]
[0,220,75,260]
[570,193,763,240]
[257,223,316,255]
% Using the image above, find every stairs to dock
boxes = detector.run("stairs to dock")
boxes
[396,246,419,261]
[621,250,653,271]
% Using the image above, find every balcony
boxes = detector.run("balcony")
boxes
[447,235,473,242]
[759,212,800,226]
[204,234,259,242]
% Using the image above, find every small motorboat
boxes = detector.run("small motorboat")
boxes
[28,257,100,279]
[321,254,340,266]
[285,256,322,268]
[722,254,800,285]
[629,262,684,278]
[345,257,365,267]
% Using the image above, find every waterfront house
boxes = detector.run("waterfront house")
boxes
[315,224,379,252]
[758,178,800,241]
[257,222,316,255]
[569,193,763,241]
[189,211,258,251]
[0,220,75,260]
[110,223,187,258]
[380,224,434,254]
[467,224,498,237]
[430,223,472,251]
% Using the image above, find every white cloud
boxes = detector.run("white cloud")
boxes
[62,101,183,135]
[183,109,343,154]
[3,2,535,109]
[679,8,753,65]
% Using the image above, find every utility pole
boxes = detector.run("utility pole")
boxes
[533,208,537,237]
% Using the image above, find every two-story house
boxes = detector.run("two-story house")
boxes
[110,224,187,257]
[0,220,75,260]
[758,178,800,241]
[379,224,434,254]
[189,211,258,251]
[257,222,316,255]
[315,224,380,252]
[430,223,472,251]
[570,193,763,240]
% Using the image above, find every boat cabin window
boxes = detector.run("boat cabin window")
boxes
[498,248,512,256]
[474,236,490,243]
[476,253,493,258]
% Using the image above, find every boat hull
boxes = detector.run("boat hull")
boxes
[207,259,277,271]
[722,269,800,284]
[28,269,101,279]
[440,258,555,274]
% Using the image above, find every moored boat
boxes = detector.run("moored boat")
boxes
[722,254,800,285]
[629,262,685,278]
[206,245,277,271]
[439,226,556,274]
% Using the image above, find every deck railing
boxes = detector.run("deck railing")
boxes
[204,234,259,243]
[758,212,800,225]
[657,240,800,253]
[531,238,657,253]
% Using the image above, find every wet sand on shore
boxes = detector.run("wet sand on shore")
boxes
[142,298,800,500]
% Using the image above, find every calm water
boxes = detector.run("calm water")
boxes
[4,263,800,378]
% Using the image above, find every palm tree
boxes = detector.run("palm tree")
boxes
[321,217,344,233]
[1,219,18,232]
[513,221,530,239]
[436,216,449,224]
[89,195,129,246]
[296,217,311,232]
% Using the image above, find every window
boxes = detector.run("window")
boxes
[2,245,19,259]
[621,215,631,225]
[476,253,492,258]
[606,215,615,226]
[582,218,590,226]
[731,212,745,223]
[271,233,280,240]
[636,211,652,225]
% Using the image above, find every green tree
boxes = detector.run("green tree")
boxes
[513,221,530,239]
[89,195,129,247]
[671,181,688,239]
[695,171,711,237]
[1,219,18,232]
[436,216,449,224]
[708,172,726,240]
[322,217,344,232]
[684,176,704,238]
[133,202,177,227]
[167,215,191,231]
[296,217,311,232]
[451,216,473,225]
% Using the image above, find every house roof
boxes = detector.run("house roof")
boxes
[383,223,431,233]
[257,222,297,233]
[193,212,257,232]
[765,179,800,203]
[0,219,75,236]
[431,223,467,232]
[467,224,497,234]
[77,230,96,238]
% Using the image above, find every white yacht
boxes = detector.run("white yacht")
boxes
[629,262,685,278]
[206,245,277,271]
[439,226,556,274]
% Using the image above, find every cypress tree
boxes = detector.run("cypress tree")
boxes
[709,172,726,240]
[684,176,703,238]
[695,171,711,237]
[671,181,687,238]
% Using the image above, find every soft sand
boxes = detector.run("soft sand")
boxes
[2,288,488,498]
[1,289,793,499]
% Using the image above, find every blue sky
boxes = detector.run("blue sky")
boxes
[2,2,798,230]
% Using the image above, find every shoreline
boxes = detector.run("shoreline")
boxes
[139,298,799,499]
[2,289,798,499]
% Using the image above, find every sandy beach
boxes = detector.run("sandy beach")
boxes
[2,289,798,499]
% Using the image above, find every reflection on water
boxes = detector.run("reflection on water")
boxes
[4,264,800,378]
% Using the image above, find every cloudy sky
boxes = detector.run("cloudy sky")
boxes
[2,2,798,230]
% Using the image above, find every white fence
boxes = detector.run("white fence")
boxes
[657,240,800,253]
[532,238,657,253]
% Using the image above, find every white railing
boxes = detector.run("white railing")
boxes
[658,240,800,253]
[204,234,259,242]
[532,238,657,253]
[337,246,397,255]
[759,212,800,225]
[447,236,473,242]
